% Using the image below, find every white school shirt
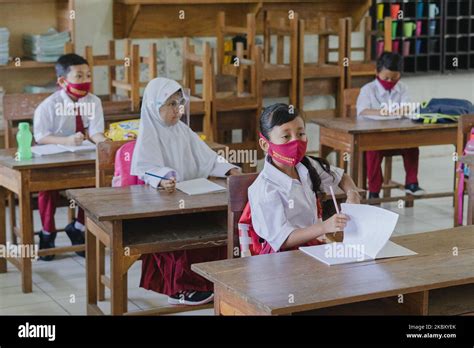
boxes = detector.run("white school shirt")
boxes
[248,156,344,252]
[33,89,105,142]
[356,78,410,117]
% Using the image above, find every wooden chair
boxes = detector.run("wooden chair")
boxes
[227,173,258,258]
[342,88,360,119]
[182,38,213,141]
[345,16,377,89]
[297,17,347,119]
[85,40,141,111]
[216,11,256,76]
[2,93,79,252]
[342,87,403,202]
[227,173,356,259]
[454,115,474,226]
[262,10,298,106]
[212,44,263,173]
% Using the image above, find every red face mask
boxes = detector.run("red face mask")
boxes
[63,80,91,99]
[377,76,398,91]
[260,132,307,167]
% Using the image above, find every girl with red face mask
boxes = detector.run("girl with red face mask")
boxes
[247,104,360,253]
[356,52,425,199]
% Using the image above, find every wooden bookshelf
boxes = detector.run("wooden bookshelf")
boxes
[372,0,474,75]
[372,0,444,75]
[443,0,474,72]
[0,0,75,93]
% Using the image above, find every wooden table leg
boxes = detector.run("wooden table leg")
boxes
[110,220,125,315]
[467,175,474,225]
[8,193,17,245]
[86,216,98,314]
[97,239,105,301]
[0,186,6,273]
[18,179,33,293]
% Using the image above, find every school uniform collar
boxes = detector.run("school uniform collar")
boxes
[374,78,402,98]
[60,88,88,105]
[262,155,309,193]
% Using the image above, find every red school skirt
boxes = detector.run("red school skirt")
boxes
[139,247,227,296]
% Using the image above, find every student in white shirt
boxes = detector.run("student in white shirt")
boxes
[356,52,424,199]
[248,103,361,253]
[33,53,107,261]
[131,77,240,306]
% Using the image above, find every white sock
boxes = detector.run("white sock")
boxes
[42,230,51,236]
[74,221,85,232]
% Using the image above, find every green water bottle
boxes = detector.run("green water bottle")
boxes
[16,122,33,160]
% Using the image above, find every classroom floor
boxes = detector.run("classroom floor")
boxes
[0,145,465,315]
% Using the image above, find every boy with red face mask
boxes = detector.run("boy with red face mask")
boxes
[356,52,424,199]
[33,53,107,261]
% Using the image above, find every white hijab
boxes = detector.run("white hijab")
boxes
[131,77,217,181]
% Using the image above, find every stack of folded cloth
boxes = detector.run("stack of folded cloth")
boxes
[23,28,70,62]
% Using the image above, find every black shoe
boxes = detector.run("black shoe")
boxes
[168,290,214,306]
[39,231,56,261]
[368,192,380,199]
[65,220,85,257]
[405,183,425,196]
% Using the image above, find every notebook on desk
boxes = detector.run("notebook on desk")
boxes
[32,140,96,156]
[362,115,403,121]
[176,178,226,195]
[300,203,417,265]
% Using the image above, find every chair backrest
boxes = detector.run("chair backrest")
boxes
[138,42,158,87]
[342,88,360,118]
[85,40,141,111]
[346,16,373,64]
[457,115,474,157]
[216,11,256,75]
[227,173,258,258]
[96,140,131,187]
[214,43,262,101]
[182,38,213,140]
[299,17,346,66]
[262,10,298,106]
[2,93,51,148]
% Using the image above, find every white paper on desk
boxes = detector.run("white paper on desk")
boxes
[175,178,226,195]
[362,115,402,121]
[31,144,68,156]
[57,140,96,153]
[299,203,416,265]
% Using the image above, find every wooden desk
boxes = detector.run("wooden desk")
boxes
[192,226,474,316]
[66,182,228,315]
[0,150,96,293]
[312,117,458,204]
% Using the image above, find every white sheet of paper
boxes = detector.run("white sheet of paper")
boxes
[375,240,417,259]
[175,178,226,195]
[57,140,96,153]
[31,144,68,156]
[299,204,416,265]
[362,115,402,121]
[341,203,399,258]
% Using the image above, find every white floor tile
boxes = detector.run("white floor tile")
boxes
[0,300,68,315]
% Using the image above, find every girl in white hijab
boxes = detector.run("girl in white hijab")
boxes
[131,77,239,190]
[132,77,239,305]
